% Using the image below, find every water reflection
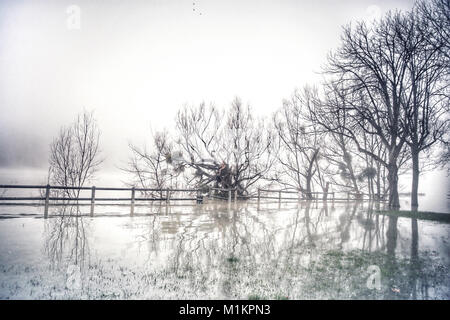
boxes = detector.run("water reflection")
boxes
[44,206,90,273]
[6,201,449,299]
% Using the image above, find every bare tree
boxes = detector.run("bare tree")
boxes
[301,84,394,200]
[275,85,391,200]
[400,3,450,207]
[439,128,450,175]
[321,12,418,208]
[175,98,275,197]
[274,87,323,199]
[48,111,102,198]
[317,85,365,195]
[416,0,450,60]
[124,130,182,198]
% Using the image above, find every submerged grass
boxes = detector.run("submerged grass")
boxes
[302,249,449,299]
[248,294,263,300]
[226,256,239,263]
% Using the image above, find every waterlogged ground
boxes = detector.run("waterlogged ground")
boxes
[0,201,449,300]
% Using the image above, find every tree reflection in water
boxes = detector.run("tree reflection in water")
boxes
[33,201,450,299]
[44,205,90,272]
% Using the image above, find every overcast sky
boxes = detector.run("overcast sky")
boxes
[0,0,417,171]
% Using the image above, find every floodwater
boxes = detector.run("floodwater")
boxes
[0,200,449,300]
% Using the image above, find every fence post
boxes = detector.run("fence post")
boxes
[257,188,261,204]
[197,189,203,204]
[279,190,282,204]
[130,187,135,216]
[234,188,237,202]
[166,188,170,204]
[44,184,50,219]
[90,186,96,217]
[228,189,232,203]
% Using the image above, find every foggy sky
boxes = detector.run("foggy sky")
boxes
[0,0,416,171]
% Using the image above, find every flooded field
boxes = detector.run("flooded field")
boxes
[0,200,449,300]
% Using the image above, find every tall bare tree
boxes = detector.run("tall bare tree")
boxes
[400,3,449,207]
[416,0,450,60]
[274,87,323,199]
[49,111,102,198]
[322,13,417,208]
[318,85,365,195]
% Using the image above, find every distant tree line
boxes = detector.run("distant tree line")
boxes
[48,0,448,209]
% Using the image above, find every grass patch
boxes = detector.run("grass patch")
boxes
[226,256,239,263]
[376,210,450,223]
[274,294,289,300]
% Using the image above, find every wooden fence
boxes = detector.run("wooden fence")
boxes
[0,184,206,218]
[256,189,336,202]
[0,184,386,218]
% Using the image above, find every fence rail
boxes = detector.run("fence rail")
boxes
[0,184,388,218]
[0,184,199,192]
[0,184,206,218]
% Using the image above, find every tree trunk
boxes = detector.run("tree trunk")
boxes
[342,149,359,193]
[306,175,313,200]
[322,182,329,201]
[305,148,319,200]
[376,162,381,200]
[411,147,419,208]
[370,178,375,200]
[387,160,400,208]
